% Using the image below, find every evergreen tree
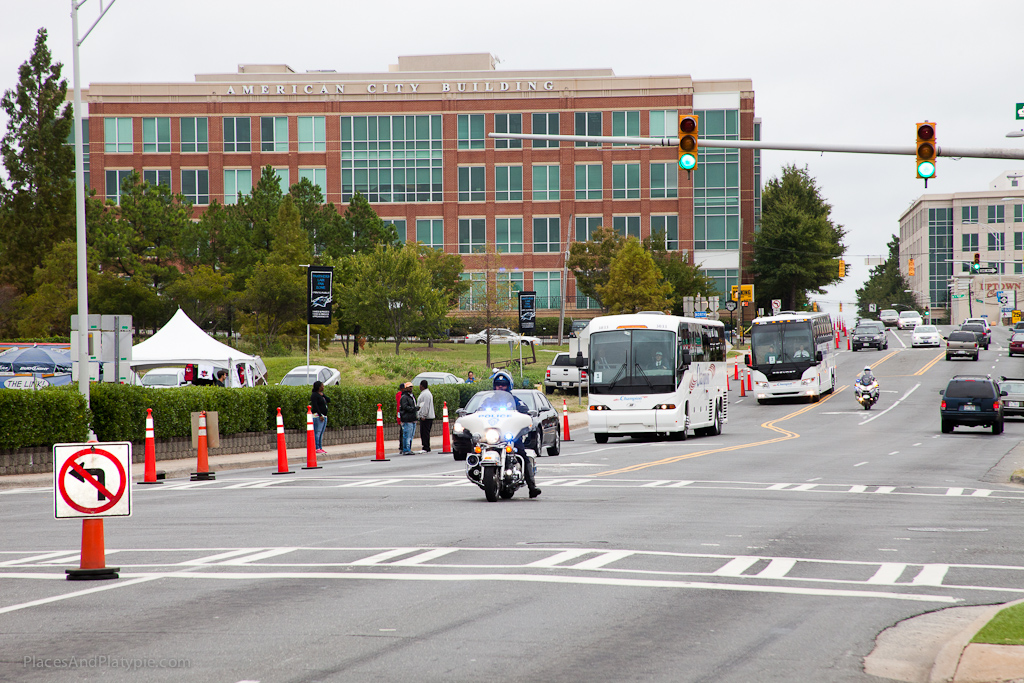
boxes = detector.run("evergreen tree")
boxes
[566,225,627,309]
[338,192,400,254]
[597,239,673,314]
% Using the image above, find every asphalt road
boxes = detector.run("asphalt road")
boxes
[3,324,1024,682]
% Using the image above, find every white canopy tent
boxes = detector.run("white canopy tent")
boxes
[130,309,267,387]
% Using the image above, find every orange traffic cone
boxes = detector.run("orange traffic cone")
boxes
[141,408,161,485]
[303,405,322,470]
[441,402,452,454]
[747,368,753,392]
[562,399,572,441]
[740,369,747,397]
[371,403,389,462]
[190,410,215,481]
[272,407,294,475]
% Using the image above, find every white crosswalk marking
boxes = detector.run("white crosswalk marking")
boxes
[524,550,593,568]
[179,549,266,565]
[389,549,458,566]
[875,486,896,494]
[756,558,797,579]
[714,557,762,577]
[971,489,993,497]
[791,484,818,491]
[571,551,633,570]
[912,565,949,586]
[349,549,419,565]
[219,548,298,565]
[945,488,965,496]
[867,563,907,584]
[0,551,78,566]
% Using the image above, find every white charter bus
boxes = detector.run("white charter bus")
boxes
[586,313,729,443]
[746,311,837,403]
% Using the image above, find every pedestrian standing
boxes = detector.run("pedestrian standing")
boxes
[416,380,435,453]
[466,370,475,384]
[399,382,418,455]
[310,380,329,454]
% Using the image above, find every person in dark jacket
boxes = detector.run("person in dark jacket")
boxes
[310,381,329,454]
[399,382,418,455]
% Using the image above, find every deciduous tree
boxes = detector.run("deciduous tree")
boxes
[597,239,673,314]
[566,226,627,310]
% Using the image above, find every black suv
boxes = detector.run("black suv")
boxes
[852,324,888,351]
[939,375,1006,434]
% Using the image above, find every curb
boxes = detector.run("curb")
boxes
[930,598,1024,683]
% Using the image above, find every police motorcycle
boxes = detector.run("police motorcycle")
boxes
[854,367,879,410]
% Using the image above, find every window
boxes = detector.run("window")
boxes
[613,215,640,239]
[416,219,444,248]
[297,116,326,152]
[142,118,170,153]
[649,110,677,138]
[274,168,290,195]
[458,114,485,150]
[650,162,678,198]
[142,169,171,188]
[496,271,524,297]
[260,116,288,152]
[1015,204,1023,223]
[962,206,978,224]
[458,167,485,202]
[651,215,679,250]
[181,169,209,205]
[574,111,602,147]
[1016,232,1023,251]
[988,205,1005,224]
[989,232,1006,251]
[224,117,251,152]
[962,233,979,251]
[532,164,559,201]
[533,271,561,309]
[459,272,486,310]
[611,111,640,146]
[389,219,407,243]
[65,119,90,187]
[494,114,522,149]
[495,166,522,201]
[298,168,326,193]
[496,218,523,253]
[458,218,486,254]
[341,115,443,202]
[533,217,560,253]
[612,163,640,199]
[929,208,953,306]
[575,163,602,200]
[693,109,741,250]
[105,169,133,203]
[224,169,253,205]
[705,269,739,299]
[575,216,602,241]
[532,113,559,148]
[104,117,132,153]
[180,117,208,153]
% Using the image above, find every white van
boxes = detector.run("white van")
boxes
[140,367,186,388]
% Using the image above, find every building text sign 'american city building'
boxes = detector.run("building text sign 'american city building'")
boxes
[224,81,557,96]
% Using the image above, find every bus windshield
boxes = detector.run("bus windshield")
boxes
[589,329,676,394]
[750,322,815,365]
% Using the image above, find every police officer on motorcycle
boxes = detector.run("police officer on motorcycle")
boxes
[859,366,876,385]
[492,372,542,498]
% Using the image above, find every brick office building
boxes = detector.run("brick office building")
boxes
[77,53,760,314]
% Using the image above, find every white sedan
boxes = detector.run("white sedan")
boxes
[464,328,542,346]
[412,372,465,386]
[279,365,341,386]
[911,324,941,347]
[897,310,923,330]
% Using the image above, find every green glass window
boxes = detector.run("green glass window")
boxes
[988,205,1005,224]
[274,168,290,194]
[261,117,288,152]
[459,272,486,310]
[458,114,485,149]
[105,169,133,203]
[142,118,171,153]
[962,206,978,224]
[104,117,132,153]
[458,167,485,202]
[340,114,442,202]
[496,218,523,253]
[612,163,640,199]
[142,169,171,188]
[989,232,1006,251]
[651,215,679,250]
[533,217,560,253]
[613,216,640,239]
[704,269,739,298]
[297,116,326,152]
[390,219,407,243]
[575,164,602,200]
[649,110,677,138]
[533,271,561,309]
[223,117,251,153]
[180,169,209,205]
[458,218,486,254]
[495,166,522,201]
[224,168,253,205]
[650,162,678,198]
[611,111,639,146]
[962,233,978,251]
[416,219,444,248]
[574,112,602,147]
[180,117,208,153]
[65,118,90,187]
[532,164,559,201]
[496,271,524,297]
[575,216,602,242]
[693,109,740,250]
[298,168,326,193]
[1015,232,1023,251]
[531,113,559,148]
[1015,204,1023,223]
[494,114,522,149]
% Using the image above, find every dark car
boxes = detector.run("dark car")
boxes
[960,322,991,349]
[945,330,980,361]
[1010,332,1024,358]
[999,377,1024,417]
[939,375,1005,434]
[851,324,888,351]
[451,389,561,460]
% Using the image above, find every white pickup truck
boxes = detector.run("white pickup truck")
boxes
[544,352,588,394]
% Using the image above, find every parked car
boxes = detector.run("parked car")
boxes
[464,328,542,346]
[852,324,888,351]
[960,322,991,350]
[412,371,465,386]
[545,352,588,393]
[451,389,560,460]
[278,365,341,386]
[998,376,1024,417]
[1011,332,1024,357]
[140,367,186,388]
[897,310,924,330]
[939,375,1005,434]
[879,309,900,326]
[911,325,941,348]
[945,330,980,361]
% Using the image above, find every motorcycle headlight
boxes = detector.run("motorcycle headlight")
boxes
[483,427,501,444]
[453,421,464,432]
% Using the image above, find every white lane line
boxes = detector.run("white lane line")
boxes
[524,550,592,568]
[807,477,822,482]
[390,549,459,566]
[891,331,907,348]
[755,558,797,579]
[913,442,923,447]
[861,383,921,425]
[571,551,634,570]
[220,548,298,565]
[178,549,265,566]
[349,548,419,566]
[0,551,78,567]
[889,451,900,455]
[854,462,869,467]
[713,557,762,576]
[912,565,950,586]
[867,563,907,584]
[0,575,163,615]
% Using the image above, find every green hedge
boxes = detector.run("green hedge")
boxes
[0,385,90,449]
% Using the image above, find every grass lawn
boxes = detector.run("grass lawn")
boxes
[971,602,1024,645]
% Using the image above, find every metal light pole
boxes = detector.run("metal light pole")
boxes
[71,0,117,406]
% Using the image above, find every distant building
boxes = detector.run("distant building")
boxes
[73,53,761,313]
[900,171,1024,324]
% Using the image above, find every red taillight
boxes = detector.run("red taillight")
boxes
[581,370,588,380]
[546,369,551,379]
[941,400,946,410]
[994,401,1000,410]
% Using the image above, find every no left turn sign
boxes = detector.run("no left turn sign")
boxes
[53,442,132,519]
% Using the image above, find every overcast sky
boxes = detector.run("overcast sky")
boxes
[3,0,1022,323]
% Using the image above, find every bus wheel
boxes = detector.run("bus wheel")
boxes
[594,433,608,444]
[709,402,723,436]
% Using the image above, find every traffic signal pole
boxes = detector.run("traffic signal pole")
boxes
[488,133,1024,161]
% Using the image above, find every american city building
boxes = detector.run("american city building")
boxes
[73,53,761,314]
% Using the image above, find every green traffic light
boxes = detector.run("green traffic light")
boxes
[917,160,936,179]
[679,154,696,171]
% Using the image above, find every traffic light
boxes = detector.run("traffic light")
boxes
[916,122,937,182]
[971,252,980,272]
[909,258,915,277]
[838,259,846,277]
[678,114,699,172]
[812,302,818,312]
[839,302,843,312]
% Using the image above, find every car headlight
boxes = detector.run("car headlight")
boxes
[483,427,501,444]
[801,378,814,385]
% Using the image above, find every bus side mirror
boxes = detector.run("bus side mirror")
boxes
[744,354,752,368]
[575,351,586,367]
[679,351,692,367]
[815,350,823,363]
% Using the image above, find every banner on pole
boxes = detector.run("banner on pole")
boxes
[307,266,334,325]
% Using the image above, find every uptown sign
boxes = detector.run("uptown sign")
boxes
[224,81,557,96]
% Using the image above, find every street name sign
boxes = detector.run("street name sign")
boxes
[976,267,999,274]
[53,442,132,519]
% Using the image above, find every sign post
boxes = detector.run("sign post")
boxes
[53,441,132,580]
